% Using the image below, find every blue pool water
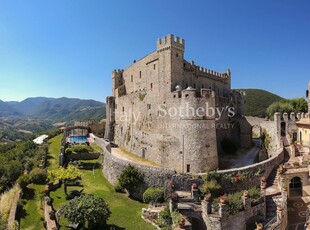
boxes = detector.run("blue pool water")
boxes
[70,136,88,143]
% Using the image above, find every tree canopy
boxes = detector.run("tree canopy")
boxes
[61,194,111,228]
[48,165,82,182]
[266,97,308,118]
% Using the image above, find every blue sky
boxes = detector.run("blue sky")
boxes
[0,0,309,102]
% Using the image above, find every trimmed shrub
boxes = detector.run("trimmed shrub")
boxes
[117,165,143,193]
[143,188,165,203]
[29,168,47,184]
[17,175,29,191]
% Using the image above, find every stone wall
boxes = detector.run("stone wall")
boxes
[202,191,266,230]
[7,190,21,230]
[101,134,284,198]
[102,144,175,200]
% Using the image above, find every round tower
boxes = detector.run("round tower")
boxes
[178,88,218,173]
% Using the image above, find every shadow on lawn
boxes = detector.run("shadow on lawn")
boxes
[15,187,36,222]
[45,155,55,168]
[79,162,100,170]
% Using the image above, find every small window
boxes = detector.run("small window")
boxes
[153,64,156,70]
[147,104,151,110]
[122,106,124,112]
[139,71,142,79]
[186,164,190,173]
[186,84,188,88]
[194,83,196,88]
[176,53,178,57]
[131,75,133,82]
[202,84,204,88]
[150,83,153,89]
[120,127,123,135]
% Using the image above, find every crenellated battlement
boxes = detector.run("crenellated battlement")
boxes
[157,34,185,51]
[274,112,309,122]
[184,61,230,80]
[112,69,123,75]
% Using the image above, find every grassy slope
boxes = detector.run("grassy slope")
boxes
[48,135,154,230]
[18,184,45,230]
[234,88,284,117]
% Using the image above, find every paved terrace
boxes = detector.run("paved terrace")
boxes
[111,147,164,168]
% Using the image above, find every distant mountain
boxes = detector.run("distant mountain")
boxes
[0,100,21,116]
[0,97,105,121]
[10,97,54,115]
[234,89,284,117]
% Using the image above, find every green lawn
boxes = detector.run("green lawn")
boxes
[48,135,154,230]
[47,134,62,169]
[18,184,45,230]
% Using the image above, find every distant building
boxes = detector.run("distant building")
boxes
[33,134,48,144]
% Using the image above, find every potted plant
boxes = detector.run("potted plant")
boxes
[232,175,240,182]
[277,205,283,211]
[204,193,211,202]
[243,190,249,198]
[293,161,299,167]
[282,185,287,192]
[219,195,228,204]
[260,176,266,182]
[261,181,266,189]
[255,222,263,230]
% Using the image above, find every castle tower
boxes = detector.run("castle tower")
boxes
[112,69,123,97]
[157,34,185,96]
[179,88,218,173]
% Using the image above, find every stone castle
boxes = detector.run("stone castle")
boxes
[105,34,252,173]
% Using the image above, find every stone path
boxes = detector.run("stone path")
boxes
[111,147,163,167]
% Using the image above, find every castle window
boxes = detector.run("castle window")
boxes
[185,94,189,98]
[147,104,151,110]
[154,64,156,70]
[202,84,204,88]
[176,53,178,58]
[173,95,176,98]
[150,83,153,89]
[121,127,123,135]
[131,75,133,82]
[139,71,142,79]
[186,164,190,173]
[186,84,188,88]
[183,63,186,67]
[122,106,124,112]
[194,83,196,88]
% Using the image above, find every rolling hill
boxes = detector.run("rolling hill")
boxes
[234,89,284,117]
[0,97,105,121]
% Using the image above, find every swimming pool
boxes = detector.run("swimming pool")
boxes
[70,136,88,143]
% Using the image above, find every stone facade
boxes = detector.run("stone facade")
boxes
[105,34,251,173]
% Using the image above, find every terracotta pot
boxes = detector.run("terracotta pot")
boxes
[219,196,228,204]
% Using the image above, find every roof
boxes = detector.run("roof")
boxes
[296,118,310,126]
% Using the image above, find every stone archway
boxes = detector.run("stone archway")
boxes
[252,125,262,139]
[290,176,303,197]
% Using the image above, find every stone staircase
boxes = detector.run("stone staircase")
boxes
[266,167,281,196]
[264,194,282,225]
